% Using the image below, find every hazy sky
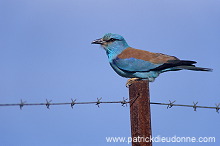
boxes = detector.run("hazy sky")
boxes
[0,0,220,145]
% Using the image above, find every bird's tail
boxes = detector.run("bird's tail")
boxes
[159,60,213,73]
[176,66,213,72]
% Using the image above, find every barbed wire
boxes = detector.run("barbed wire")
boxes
[0,97,219,113]
[0,97,129,109]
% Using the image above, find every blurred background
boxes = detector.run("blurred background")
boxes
[0,0,219,145]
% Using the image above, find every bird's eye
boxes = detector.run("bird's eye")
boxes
[107,38,118,42]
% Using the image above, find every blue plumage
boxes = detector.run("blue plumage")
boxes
[92,33,212,83]
[113,57,161,72]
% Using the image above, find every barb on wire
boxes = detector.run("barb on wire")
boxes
[216,103,220,113]
[46,99,52,109]
[71,99,76,108]
[167,100,176,109]
[193,102,198,111]
[20,99,26,110]
[0,98,219,113]
[121,97,128,107]
[96,97,102,108]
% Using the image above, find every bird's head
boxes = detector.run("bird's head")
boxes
[92,33,129,52]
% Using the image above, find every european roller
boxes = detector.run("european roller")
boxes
[92,33,212,87]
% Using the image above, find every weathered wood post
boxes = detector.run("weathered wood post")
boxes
[129,80,152,146]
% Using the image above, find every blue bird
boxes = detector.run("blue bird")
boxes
[92,33,212,86]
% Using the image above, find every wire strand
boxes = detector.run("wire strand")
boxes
[0,98,219,112]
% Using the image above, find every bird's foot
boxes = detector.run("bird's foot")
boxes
[126,78,141,88]
[126,78,155,88]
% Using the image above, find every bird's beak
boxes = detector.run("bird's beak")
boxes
[91,38,105,44]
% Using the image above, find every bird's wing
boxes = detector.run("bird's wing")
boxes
[113,47,191,72]
[113,57,161,72]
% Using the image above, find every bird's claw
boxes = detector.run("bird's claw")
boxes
[126,78,156,87]
[126,78,141,88]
